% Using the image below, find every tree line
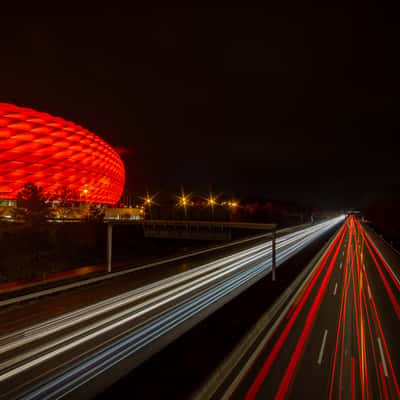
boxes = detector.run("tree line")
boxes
[13,181,104,224]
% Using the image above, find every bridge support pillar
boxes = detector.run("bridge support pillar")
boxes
[107,223,113,273]
[272,230,276,281]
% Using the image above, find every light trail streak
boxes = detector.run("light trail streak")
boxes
[361,288,382,399]
[356,220,400,292]
[0,219,339,358]
[244,220,347,399]
[356,221,400,398]
[273,221,346,399]
[329,218,352,400]
[227,216,400,400]
[354,221,368,400]
[0,217,345,399]
[350,221,365,400]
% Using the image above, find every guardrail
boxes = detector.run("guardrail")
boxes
[106,220,278,279]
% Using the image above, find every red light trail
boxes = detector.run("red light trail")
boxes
[231,215,400,399]
[245,223,347,399]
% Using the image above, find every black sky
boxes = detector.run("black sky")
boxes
[1,6,399,209]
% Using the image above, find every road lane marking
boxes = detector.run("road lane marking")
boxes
[317,329,328,365]
[377,337,389,377]
[363,264,365,271]
[191,218,347,400]
[333,283,338,296]
[367,285,372,300]
[339,262,343,270]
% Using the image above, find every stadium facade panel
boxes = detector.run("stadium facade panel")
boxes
[0,103,125,205]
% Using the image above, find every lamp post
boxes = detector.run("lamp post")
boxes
[107,223,112,272]
[80,187,89,218]
[227,200,238,221]
[144,195,153,219]
[272,230,276,281]
[80,187,88,207]
[207,194,217,220]
[177,194,190,219]
[181,195,188,218]
[139,192,157,219]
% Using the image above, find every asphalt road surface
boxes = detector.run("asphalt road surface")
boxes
[0,217,343,399]
[224,215,400,399]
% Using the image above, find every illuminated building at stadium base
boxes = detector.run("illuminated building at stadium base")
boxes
[0,103,125,205]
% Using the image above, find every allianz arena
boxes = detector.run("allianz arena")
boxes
[0,103,125,205]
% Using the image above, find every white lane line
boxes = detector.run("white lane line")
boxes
[368,286,372,300]
[317,330,328,365]
[342,251,344,256]
[363,264,366,271]
[179,219,348,400]
[377,337,389,377]
[339,262,343,270]
[333,283,338,296]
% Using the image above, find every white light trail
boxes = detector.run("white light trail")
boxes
[0,216,345,399]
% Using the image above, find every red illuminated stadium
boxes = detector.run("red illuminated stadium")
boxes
[0,103,125,205]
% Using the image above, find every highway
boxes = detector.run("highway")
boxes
[0,217,343,399]
[210,215,400,399]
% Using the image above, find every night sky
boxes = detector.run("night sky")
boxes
[1,6,399,209]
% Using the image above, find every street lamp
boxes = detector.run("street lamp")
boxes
[226,200,238,221]
[140,192,157,219]
[144,195,153,219]
[84,189,90,219]
[207,193,218,219]
[80,187,88,201]
[207,196,216,207]
[79,186,89,216]
[177,192,191,218]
